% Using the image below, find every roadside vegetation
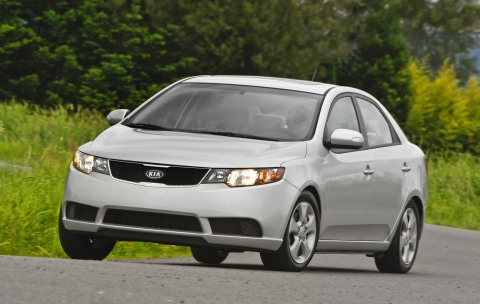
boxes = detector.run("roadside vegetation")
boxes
[0,102,479,258]
[0,103,189,259]
[426,154,480,231]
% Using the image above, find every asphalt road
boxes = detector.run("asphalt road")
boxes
[1,224,479,304]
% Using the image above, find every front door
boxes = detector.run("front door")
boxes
[320,95,376,241]
[321,151,375,241]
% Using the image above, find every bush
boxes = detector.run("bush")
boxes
[405,59,480,153]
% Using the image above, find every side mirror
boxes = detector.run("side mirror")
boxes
[107,109,130,126]
[329,129,364,148]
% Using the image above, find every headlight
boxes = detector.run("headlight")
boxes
[203,168,285,187]
[73,151,109,175]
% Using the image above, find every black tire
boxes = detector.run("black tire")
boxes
[190,247,229,264]
[375,201,420,274]
[260,252,280,271]
[58,209,116,260]
[260,191,320,272]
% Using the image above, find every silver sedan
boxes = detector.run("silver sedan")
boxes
[59,76,427,273]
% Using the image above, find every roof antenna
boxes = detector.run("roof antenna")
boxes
[311,69,318,82]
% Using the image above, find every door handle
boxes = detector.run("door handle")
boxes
[402,162,411,172]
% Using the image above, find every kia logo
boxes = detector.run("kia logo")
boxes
[145,170,165,180]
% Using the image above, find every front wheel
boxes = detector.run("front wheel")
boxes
[375,201,420,273]
[58,209,116,260]
[260,191,319,272]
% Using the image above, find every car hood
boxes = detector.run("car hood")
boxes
[79,125,307,168]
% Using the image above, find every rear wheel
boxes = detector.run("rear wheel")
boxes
[190,247,229,264]
[260,191,319,272]
[58,209,116,260]
[375,201,420,273]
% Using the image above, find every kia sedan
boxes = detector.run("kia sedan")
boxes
[59,76,427,273]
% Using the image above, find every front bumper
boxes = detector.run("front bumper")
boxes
[62,164,300,252]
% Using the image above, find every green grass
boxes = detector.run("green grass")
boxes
[0,102,479,259]
[426,154,480,231]
[0,103,189,259]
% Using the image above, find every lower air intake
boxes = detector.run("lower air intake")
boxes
[103,209,203,233]
[65,202,98,222]
[209,218,262,237]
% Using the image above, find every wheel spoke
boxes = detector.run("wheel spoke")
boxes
[409,213,416,229]
[402,213,409,231]
[407,212,412,228]
[298,242,307,262]
[411,221,417,236]
[289,216,300,235]
[290,237,301,258]
[400,234,408,249]
[305,234,316,254]
[407,243,413,261]
[402,243,409,262]
[299,203,308,223]
[305,214,316,234]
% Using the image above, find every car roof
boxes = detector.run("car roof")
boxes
[183,75,337,95]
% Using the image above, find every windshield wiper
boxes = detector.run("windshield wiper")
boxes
[194,131,282,141]
[126,123,173,131]
[126,124,282,141]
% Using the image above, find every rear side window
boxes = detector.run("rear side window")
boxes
[326,96,360,139]
[356,98,393,146]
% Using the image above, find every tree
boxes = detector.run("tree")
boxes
[337,5,411,123]
[0,0,194,112]
[73,0,194,110]
[0,0,43,102]
[153,0,358,81]
[393,0,480,83]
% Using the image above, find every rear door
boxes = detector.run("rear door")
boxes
[354,96,412,241]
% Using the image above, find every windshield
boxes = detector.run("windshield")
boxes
[126,83,323,141]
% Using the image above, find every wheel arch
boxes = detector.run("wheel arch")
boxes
[384,189,425,244]
[277,182,323,249]
[302,185,322,217]
[410,195,424,239]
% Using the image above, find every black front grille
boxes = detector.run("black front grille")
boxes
[109,160,209,186]
[103,209,203,232]
[66,202,98,222]
[209,218,262,237]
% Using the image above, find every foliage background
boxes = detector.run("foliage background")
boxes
[3,1,479,116]
[1,0,480,258]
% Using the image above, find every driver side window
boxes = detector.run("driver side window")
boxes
[326,96,360,139]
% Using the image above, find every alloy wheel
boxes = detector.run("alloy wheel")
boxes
[400,208,418,265]
[288,202,316,264]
